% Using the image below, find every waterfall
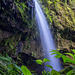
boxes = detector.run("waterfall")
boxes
[34,0,63,71]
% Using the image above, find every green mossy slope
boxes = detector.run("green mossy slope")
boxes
[38,0,75,52]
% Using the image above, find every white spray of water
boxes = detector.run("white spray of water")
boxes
[34,0,63,71]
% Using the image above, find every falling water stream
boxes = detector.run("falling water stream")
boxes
[34,0,63,71]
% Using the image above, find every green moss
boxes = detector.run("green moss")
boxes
[0,34,21,56]
[14,1,28,22]
[39,0,75,51]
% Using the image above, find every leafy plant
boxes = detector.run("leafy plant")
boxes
[21,66,32,75]
[0,54,33,75]
[1,49,75,75]
[42,70,51,75]
[50,49,75,64]
[36,59,43,65]
[36,49,75,75]
[36,58,51,65]
[14,1,28,22]
[0,55,22,75]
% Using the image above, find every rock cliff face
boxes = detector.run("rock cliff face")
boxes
[0,0,44,74]
[0,0,43,59]
[38,0,75,52]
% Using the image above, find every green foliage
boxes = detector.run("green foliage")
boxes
[21,66,32,75]
[50,69,60,75]
[66,70,75,75]
[0,55,33,75]
[50,49,75,75]
[42,70,50,75]
[1,49,75,75]
[32,52,36,56]
[46,65,53,69]
[43,58,51,62]
[39,0,75,34]
[50,49,75,64]
[1,35,21,56]
[0,55,12,63]
[72,49,75,53]
[14,1,28,22]
[36,49,75,75]
[36,58,51,65]
[36,60,43,65]
[0,55,22,75]
[17,0,19,2]
[42,68,60,75]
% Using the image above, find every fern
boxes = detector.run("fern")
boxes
[14,1,28,21]
[50,49,75,64]
[0,55,22,75]
[0,55,33,75]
